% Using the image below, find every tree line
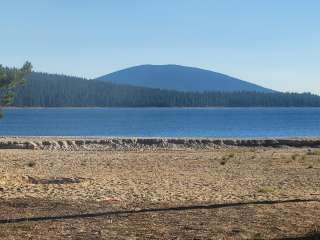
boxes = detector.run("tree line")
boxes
[10,72,320,107]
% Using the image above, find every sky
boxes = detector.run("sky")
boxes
[1,0,319,93]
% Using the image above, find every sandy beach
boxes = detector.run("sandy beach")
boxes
[0,137,319,239]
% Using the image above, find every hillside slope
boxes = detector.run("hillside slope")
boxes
[96,64,273,92]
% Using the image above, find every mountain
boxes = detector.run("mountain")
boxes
[96,64,274,93]
[9,72,320,107]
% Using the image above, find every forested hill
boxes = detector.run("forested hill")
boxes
[96,64,274,93]
[10,72,320,107]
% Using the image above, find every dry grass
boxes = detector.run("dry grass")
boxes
[258,186,277,194]
[307,149,320,156]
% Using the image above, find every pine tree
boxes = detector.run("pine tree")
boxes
[0,62,32,117]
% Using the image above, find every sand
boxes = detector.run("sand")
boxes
[0,137,319,239]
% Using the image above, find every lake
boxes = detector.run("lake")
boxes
[1,108,320,138]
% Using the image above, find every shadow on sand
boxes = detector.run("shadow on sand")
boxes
[0,198,319,225]
[279,232,320,240]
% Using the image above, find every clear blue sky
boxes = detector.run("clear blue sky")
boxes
[1,0,319,93]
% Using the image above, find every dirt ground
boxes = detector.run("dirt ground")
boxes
[0,146,319,239]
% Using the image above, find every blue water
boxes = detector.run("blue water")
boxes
[0,108,320,138]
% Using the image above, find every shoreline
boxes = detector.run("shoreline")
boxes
[3,106,320,109]
[1,136,320,150]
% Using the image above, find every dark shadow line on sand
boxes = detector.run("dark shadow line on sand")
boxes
[0,198,319,224]
[274,232,320,240]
